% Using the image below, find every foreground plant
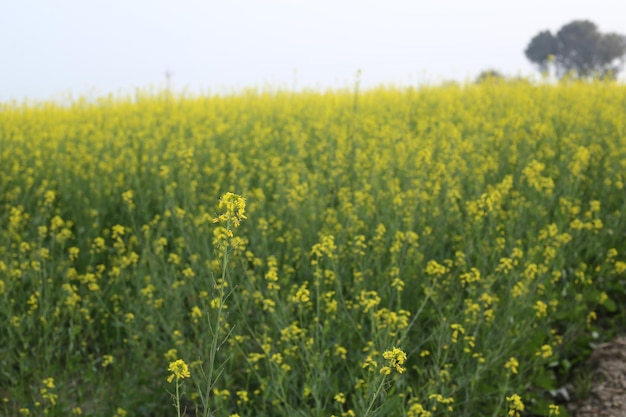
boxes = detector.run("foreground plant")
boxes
[360,347,408,417]
[168,359,191,417]
[195,192,247,417]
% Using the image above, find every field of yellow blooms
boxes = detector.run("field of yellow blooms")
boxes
[1,81,626,417]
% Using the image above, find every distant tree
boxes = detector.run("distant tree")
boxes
[525,20,626,79]
[525,31,559,73]
[475,69,505,84]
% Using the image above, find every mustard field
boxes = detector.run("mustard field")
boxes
[1,81,625,417]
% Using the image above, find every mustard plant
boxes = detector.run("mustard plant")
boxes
[1,82,624,416]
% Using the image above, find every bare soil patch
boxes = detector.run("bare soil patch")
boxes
[568,336,626,417]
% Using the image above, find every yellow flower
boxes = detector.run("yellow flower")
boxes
[236,390,249,403]
[450,323,465,343]
[335,345,348,360]
[504,357,519,374]
[334,392,346,404]
[167,359,191,383]
[506,394,524,417]
[587,311,597,326]
[548,404,560,415]
[102,355,114,368]
[536,344,553,359]
[40,377,58,405]
[111,224,125,239]
[213,388,231,400]
[212,192,247,228]
[42,377,55,389]
[113,408,127,417]
[382,347,407,374]
[407,400,431,417]
[68,246,80,261]
[533,301,548,318]
[191,306,203,323]
[122,189,135,210]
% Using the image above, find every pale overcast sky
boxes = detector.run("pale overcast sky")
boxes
[1,0,625,101]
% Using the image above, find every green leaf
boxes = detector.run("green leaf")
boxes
[533,368,557,391]
[603,297,617,313]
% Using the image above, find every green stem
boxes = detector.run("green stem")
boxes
[363,375,387,417]
[491,374,510,417]
[175,379,181,417]
[202,224,231,417]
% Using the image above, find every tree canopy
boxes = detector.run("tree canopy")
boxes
[525,20,626,79]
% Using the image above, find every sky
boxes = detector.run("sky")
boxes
[1,0,625,102]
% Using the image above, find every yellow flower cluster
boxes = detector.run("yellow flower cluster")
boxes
[212,192,247,229]
[506,394,524,417]
[167,359,191,383]
[380,347,407,375]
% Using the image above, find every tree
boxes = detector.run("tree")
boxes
[525,31,559,74]
[475,69,505,84]
[525,20,626,79]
